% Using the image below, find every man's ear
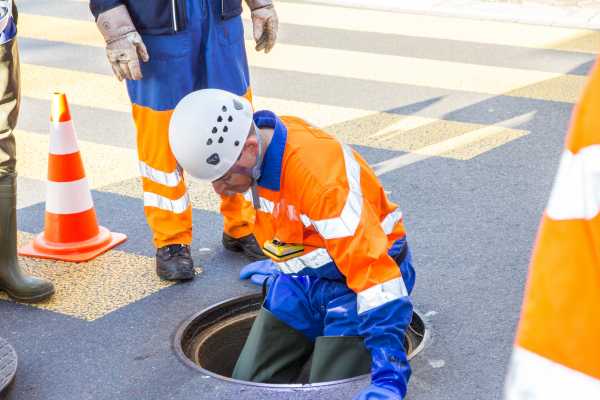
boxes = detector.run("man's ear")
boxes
[238,134,258,167]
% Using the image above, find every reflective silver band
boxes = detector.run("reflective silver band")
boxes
[277,248,332,274]
[139,161,182,188]
[143,191,190,214]
[357,277,408,314]
[381,208,403,235]
[310,145,363,240]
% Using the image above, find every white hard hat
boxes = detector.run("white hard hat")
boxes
[169,89,254,181]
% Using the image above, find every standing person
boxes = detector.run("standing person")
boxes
[504,58,600,399]
[169,89,416,400]
[0,0,55,302]
[89,0,278,280]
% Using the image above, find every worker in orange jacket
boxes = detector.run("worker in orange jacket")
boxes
[169,89,416,399]
[504,58,600,398]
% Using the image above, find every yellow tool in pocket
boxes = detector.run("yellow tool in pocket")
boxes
[262,239,304,262]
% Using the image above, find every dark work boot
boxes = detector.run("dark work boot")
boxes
[222,233,267,261]
[0,176,55,302]
[155,244,194,281]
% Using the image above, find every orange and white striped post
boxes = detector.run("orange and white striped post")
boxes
[504,59,600,398]
[18,93,127,262]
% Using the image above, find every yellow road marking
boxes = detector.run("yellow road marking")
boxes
[22,64,130,112]
[17,81,529,165]
[0,232,179,321]
[19,9,600,54]
[21,63,373,125]
[248,43,586,103]
[373,112,535,175]
[16,109,529,206]
[328,111,528,156]
[20,14,102,48]
[22,53,585,126]
[244,2,600,54]
[20,58,536,183]
[24,11,599,56]
[253,96,373,127]
[19,13,589,104]
[19,61,533,183]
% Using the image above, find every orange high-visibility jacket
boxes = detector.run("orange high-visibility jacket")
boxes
[251,111,408,314]
[504,59,600,398]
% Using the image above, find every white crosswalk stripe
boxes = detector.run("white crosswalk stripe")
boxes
[14,3,598,211]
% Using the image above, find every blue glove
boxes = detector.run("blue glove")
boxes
[368,347,410,398]
[239,259,278,286]
[353,385,403,400]
[359,298,413,399]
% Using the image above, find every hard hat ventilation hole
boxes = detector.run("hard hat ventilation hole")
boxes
[234,140,240,146]
[206,153,220,166]
[207,138,213,145]
[223,126,229,133]
[228,116,233,122]
[212,127,218,134]
[218,137,224,144]
[217,116,223,123]
[222,105,228,112]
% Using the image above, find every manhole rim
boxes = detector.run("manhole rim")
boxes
[173,293,428,389]
[0,337,18,398]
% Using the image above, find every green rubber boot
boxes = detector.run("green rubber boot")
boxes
[232,307,313,383]
[0,176,54,302]
[309,336,371,383]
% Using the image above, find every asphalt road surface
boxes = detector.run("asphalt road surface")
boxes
[1,0,598,399]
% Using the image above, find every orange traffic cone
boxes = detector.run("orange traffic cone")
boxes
[18,93,127,262]
[504,58,600,398]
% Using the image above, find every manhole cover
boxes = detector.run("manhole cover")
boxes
[0,337,17,399]
[175,293,428,388]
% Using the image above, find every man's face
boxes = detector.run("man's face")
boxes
[211,128,259,196]
[212,168,253,196]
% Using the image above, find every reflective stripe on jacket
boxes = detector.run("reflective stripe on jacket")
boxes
[253,111,408,315]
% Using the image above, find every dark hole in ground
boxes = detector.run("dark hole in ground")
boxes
[176,294,427,386]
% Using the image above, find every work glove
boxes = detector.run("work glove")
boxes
[245,0,278,53]
[358,296,413,400]
[353,347,410,399]
[96,5,149,81]
[240,259,278,286]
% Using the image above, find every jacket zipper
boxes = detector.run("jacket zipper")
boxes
[172,0,179,32]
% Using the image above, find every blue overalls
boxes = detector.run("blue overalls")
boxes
[125,0,255,248]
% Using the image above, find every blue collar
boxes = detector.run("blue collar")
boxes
[254,110,287,192]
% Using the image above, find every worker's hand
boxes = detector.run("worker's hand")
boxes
[353,385,403,400]
[96,5,149,81]
[240,259,278,286]
[249,3,278,53]
[105,32,149,81]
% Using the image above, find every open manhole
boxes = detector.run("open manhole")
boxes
[0,337,17,399]
[175,293,428,387]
